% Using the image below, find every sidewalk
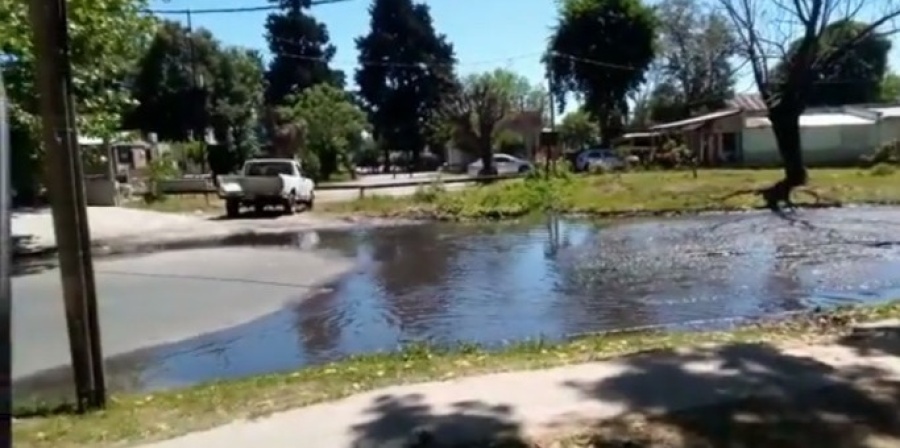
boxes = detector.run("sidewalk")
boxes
[137,337,900,448]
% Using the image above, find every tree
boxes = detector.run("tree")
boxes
[881,72,900,102]
[442,69,526,174]
[548,0,657,146]
[1,0,154,203]
[126,21,265,173]
[774,21,891,107]
[285,83,369,180]
[355,0,457,171]
[717,0,900,208]
[265,0,343,106]
[558,109,600,149]
[653,0,737,121]
[126,20,220,142]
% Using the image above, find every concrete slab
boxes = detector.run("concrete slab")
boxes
[135,343,900,448]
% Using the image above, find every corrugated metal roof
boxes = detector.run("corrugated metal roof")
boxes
[649,109,741,131]
[727,94,768,112]
[745,113,875,128]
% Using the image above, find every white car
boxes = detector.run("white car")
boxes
[217,158,316,218]
[576,148,625,172]
[467,153,534,176]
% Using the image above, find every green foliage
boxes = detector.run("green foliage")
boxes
[558,110,599,149]
[773,20,891,107]
[880,72,900,102]
[264,0,343,105]
[127,20,264,174]
[549,0,656,143]
[143,152,180,203]
[870,163,896,177]
[355,0,457,167]
[1,0,154,202]
[286,83,369,180]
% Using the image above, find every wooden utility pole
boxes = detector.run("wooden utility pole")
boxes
[28,0,107,411]
[0,58,13,431]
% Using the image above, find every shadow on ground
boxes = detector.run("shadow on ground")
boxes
[349,332,900,448]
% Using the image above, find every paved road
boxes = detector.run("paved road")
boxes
[12,245,354,379]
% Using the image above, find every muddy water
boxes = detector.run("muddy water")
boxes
[14,207,900,399]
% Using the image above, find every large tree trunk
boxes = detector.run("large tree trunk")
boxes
[479,134,494,175]
[766,105,808,210]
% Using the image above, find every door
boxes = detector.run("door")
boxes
[492,154,515,174]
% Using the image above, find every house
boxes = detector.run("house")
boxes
[642,94,894,167]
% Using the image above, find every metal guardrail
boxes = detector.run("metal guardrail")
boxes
[157,173,526,198]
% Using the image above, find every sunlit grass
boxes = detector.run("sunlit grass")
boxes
[319,168,900,219]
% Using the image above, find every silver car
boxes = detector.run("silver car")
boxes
[467,153,534,176]
[576,148,625,172]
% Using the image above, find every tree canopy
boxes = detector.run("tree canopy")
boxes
[355,0,457,169]
[558,109,600,149]
[442,69,535,173]
[285,83,369,180]
[548,0,657,145]
[1,0,154,202]
[650,0,736,123]
[773,20,891,107]
[264,0,344,105]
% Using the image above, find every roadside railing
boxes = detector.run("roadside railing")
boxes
[155,172,526,198]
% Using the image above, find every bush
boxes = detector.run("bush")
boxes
[870,163,896,176]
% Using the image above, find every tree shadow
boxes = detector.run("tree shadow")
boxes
[349,393,528,448]
[563,338,900,447]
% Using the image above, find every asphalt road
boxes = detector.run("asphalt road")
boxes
[12,245,354,379]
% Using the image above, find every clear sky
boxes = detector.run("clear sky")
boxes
[148,0,900,114]
[148,0,558,89]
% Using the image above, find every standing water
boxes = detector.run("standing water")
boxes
[13,207,900,399]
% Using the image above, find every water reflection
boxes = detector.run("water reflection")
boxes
[14,208,900,399]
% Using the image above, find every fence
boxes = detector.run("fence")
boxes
[156,172,527,199]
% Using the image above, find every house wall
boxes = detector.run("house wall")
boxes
[742,122,878,166]
[876,117,900,144]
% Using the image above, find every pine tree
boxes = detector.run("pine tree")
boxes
[355,0,456,169]
[264,0,343,106]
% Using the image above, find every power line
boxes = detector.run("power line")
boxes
[147,0,355,15]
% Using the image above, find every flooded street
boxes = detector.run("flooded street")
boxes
[13,207,900,400]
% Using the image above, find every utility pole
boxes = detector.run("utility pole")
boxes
[543,52,559,179]
[185,9,211,203]
[29,0,106,411]
[0,60,13,430]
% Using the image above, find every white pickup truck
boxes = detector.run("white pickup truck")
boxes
[216,158,316,218]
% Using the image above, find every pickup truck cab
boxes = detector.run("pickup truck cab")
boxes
[216,158,315,218]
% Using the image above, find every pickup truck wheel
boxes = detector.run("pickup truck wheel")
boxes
[225,200,240,218]
[283,193,297,215]
[304,191,315,210]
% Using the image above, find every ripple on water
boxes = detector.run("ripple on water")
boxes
[13,207,900,399]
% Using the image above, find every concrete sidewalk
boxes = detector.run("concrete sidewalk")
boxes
[137,339,900,448]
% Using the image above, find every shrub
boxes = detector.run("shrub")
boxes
[870,163,896,176]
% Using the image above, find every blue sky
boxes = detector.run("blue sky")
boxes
[149,0,557,88]
[149,0,900,115]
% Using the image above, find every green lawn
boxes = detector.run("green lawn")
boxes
[319,168,900,219]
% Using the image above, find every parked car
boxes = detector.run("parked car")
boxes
[575,148,625,172]
[467,153,534,176]
[216,158,316,218]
